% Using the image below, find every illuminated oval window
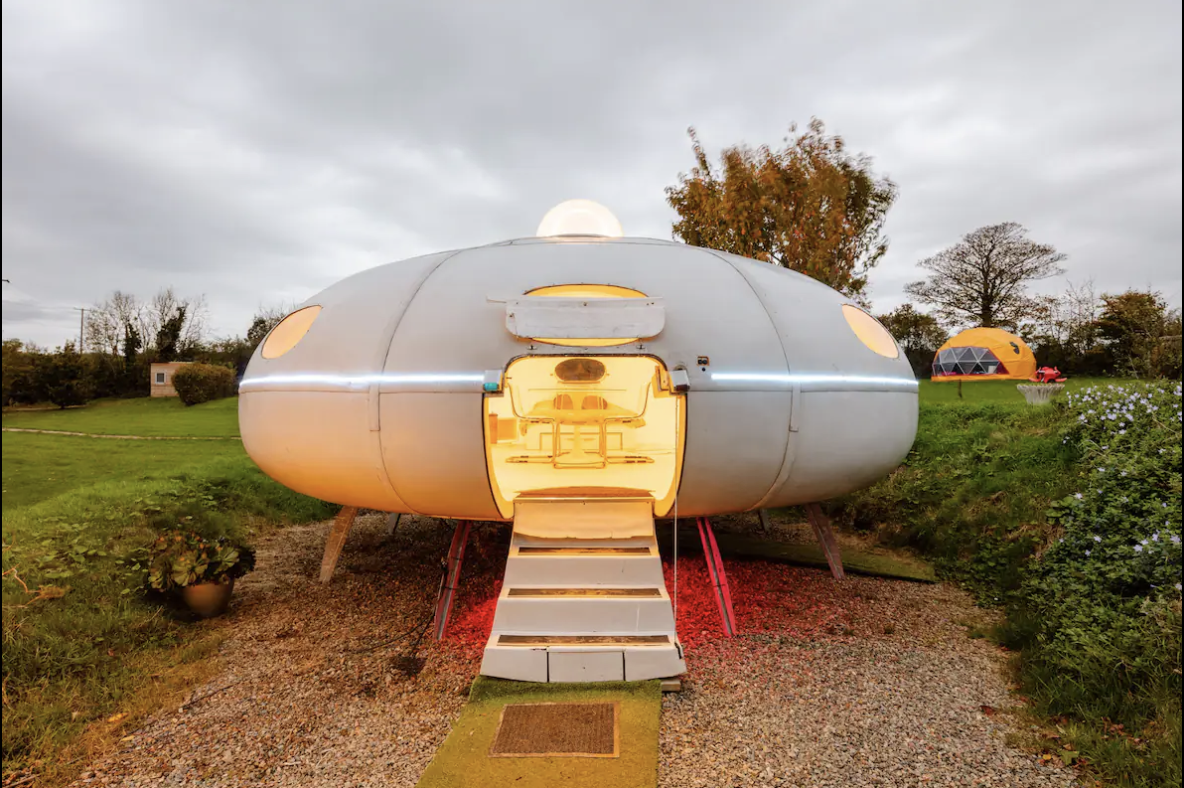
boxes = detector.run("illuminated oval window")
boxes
[842,305,899,359]
[261,305,322,359]
[525,284,647,347]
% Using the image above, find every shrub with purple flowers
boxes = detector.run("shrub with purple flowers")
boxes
[1007,381,1181,784]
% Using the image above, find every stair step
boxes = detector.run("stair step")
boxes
[497,634,672,647]
[506,587,662,598]
[517,546,652,555]
[479,501,684,683]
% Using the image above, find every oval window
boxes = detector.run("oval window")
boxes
[524,284,648,347]
[261,305,322,359]
[841,305,900,359]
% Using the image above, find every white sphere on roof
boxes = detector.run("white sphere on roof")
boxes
[536,199,623,238]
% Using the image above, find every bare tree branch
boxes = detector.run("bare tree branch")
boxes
[905,222,1065,330]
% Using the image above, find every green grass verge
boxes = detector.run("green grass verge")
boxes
[2,407,334,782]
[917,377,1114,405]
[2,396,240,438]
[669,525,936,582]
[416,677,660,788]
[3,433,239,511]
[832,383,1181,787]
[829,400,1077,595]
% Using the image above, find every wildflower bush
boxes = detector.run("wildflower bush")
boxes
[1007,382,1182,784]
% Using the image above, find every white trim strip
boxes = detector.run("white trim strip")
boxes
[239,373,484,390]
[711,372,918,388]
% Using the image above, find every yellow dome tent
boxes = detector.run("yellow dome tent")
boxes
[931,327,1037,381]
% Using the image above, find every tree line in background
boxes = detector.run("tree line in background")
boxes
[669,121,1181,381]
[3,116,1181,407]
[2,288,291,408]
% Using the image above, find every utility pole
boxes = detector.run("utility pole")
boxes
[73,307,86,353]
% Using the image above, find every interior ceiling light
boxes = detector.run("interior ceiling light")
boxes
[536,199,624,238]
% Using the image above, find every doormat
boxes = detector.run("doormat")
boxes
[415,677,660,788]
[490,701,618,758]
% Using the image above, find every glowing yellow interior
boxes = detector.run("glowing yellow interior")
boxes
[484,355,685,519]
[262,305,322,359]
[525,284,647,347]
[842,304,900,359]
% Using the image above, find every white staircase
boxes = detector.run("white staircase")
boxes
[480,500,686,683]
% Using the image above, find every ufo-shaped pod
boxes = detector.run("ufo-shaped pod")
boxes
[709,251,919,505]
[238,250,454,510]
[240,238,918,518]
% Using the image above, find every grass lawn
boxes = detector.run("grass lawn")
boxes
[1,396,334,785]
[918,376,1117,405]
[417,678,661,788]
[2,432,241,511]
[2,396,240,437]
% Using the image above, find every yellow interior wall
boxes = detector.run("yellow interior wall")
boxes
[484,355,684,519]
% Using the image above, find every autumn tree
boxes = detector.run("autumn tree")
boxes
[905,222,1065,331]
[1020,280,1108,374]
[665,118,898,298]
[877,303,947,376]
[1095,289,1182,379]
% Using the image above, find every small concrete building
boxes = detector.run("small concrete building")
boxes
[149,362,191,398]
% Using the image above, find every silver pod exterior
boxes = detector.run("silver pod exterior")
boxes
[239,235,918,520]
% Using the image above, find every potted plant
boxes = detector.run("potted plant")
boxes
[147,530,256,618]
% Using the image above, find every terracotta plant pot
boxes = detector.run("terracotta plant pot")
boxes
[181,578,236,618]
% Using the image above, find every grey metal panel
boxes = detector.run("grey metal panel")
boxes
[765,390,919,506]
[243,250,453,382]
[675,391,792,515]
[379,392,503,520]
[239,390,411,512]
[382,241,791,394]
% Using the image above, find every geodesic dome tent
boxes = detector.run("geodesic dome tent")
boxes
[931,327,1037,381]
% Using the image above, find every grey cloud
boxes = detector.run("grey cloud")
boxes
[2,0,1179,346]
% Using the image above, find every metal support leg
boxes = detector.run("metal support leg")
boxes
[757,509,773,534]
[319,506,359,584]
[386,512,402,537]
[433,520,472,640]
[696,517,736,637]
[805,503,845,580]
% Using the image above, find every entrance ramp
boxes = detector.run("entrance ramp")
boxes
[480,500,686,683]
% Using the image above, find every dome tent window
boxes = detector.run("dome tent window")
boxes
[934,347,1007,376]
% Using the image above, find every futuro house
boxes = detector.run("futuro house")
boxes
[239,200,918,683]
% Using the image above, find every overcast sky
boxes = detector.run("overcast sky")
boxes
[3,0,1181,346]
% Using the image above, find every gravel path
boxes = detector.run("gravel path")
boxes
[70,514,1077,787]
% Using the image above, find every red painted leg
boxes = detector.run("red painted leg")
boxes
[697,517,736,637]
[433,520,472,640]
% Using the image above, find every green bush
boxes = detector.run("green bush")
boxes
[171,363,235,406]
[41,345,95,409]
[835,382,1182,785]
[1003,382,1182,784]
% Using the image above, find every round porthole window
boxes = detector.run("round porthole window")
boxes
[261,306,322,359]
[841,305,900,359]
